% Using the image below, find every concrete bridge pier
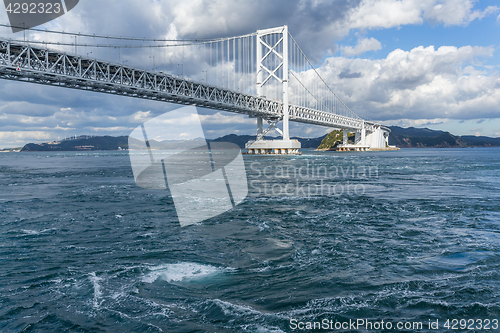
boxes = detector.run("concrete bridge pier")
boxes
[338,125,394,151]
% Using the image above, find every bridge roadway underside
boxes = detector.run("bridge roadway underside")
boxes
[0,39,381,133]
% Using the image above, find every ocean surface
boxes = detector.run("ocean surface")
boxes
[1,148,500,332]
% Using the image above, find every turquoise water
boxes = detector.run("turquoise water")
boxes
[1,148,500,332]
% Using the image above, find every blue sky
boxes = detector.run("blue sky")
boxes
[0,0,500,148]
[335,0,500,136]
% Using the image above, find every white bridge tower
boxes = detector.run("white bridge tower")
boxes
[246,25,301,155]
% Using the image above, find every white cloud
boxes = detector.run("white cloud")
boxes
[199,112,253,125]
[317,44,499,122]
[424,1,499,26]
[89,126,133,132]
[341,37,382,56]
[471,127,483,136]
[383,118,450,127]
[344,0,499,31]
[131,111,152,123]
[346,0,425,30]
[0,131,53,148]
[0,0,495,64]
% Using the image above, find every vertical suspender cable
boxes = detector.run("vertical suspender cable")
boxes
[250,35,253,94]
[239,37,241,92]
[216,41,218,87]
[233,38,235,91]
[209,41,212,84]
[246,36,249,93]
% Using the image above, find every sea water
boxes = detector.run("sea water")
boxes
[1,148,500,332]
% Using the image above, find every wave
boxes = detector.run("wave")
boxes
[89,272,103,309]
[141,262,225,283]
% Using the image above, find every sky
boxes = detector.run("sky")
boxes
[0,0,499,148]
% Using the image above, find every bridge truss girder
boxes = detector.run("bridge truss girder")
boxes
[0,38,377,134]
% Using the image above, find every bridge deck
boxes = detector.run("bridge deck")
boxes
[0,39,381,132]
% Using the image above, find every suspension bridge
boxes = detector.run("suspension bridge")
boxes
[0,25,390,154]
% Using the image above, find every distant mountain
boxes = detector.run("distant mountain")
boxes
[295,135,328,149]
[21,136,128,152]
[129,137,208,150]
[18,128,500,152]
[388,126,500,148]
[20,133,327,152]
[388,126,446,137]
[460,135,500,146]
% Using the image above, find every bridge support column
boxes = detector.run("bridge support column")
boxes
[282,25,290,141]
[338,123,371,152]
[361,122,366,146]
[257,116,264,141]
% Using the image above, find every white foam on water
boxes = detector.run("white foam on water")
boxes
[21,228,57,235]
[21,229,40,235]
[254,327,286,333]
[141,262,223,283]
[89,272,103,309]
[212,298,263,317]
